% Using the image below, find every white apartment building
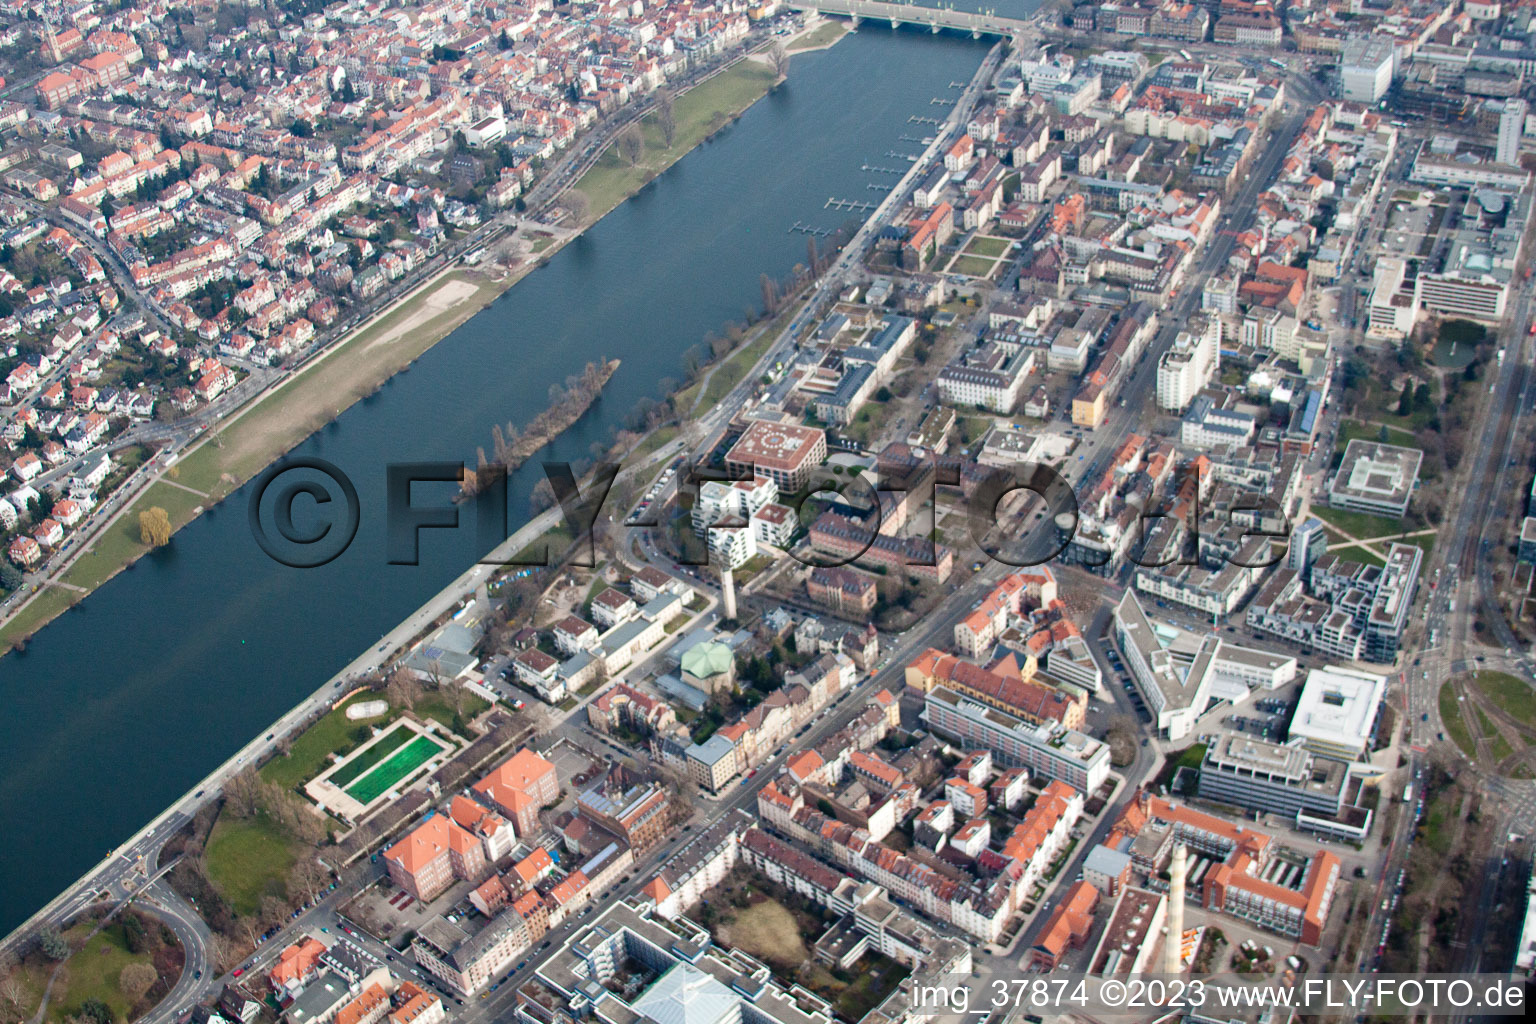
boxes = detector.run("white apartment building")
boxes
[1366,258,1418,340]
[692,475,777,535]
[1498,97,1527,167]
[1340,36,1395,103]
[706,515,756,570]
[1156,320,1219,412]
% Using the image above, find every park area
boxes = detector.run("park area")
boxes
[690,871,910,1022]
[206,812,299,917]
[1,914,182,1024]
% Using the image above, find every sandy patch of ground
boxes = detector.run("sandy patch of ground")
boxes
[715,900,809,968]
[366,277,481,351]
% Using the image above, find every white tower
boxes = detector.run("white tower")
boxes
[1163,842,1187,975]
[1499,98,1527,167]
[720,566,736,620]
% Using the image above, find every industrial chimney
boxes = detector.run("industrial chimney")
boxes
[720,566,737,620]
[1163,842,1187,975]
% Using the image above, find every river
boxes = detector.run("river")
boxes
[0,27,992,938]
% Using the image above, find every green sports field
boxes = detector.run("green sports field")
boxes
[328,724,414,787]
[344,734,444,804]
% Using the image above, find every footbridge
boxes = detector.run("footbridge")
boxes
[786,1,1032,38]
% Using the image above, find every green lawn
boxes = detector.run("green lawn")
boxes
[1472,671,1536,729]
[787,20,847,51]
[948,254,997,277]
[1439,684,1477,761]
[630,424,680,461]
[575,62,778,221]
[417,690,489,731]
[327,723,414,787]
[698,329,778,410]
[1335,419,1416,456]
[1477,707,1515,762]
[61,481,209,592]
[7,273,508,655]
[501,523,576,569]
[261,694,396,789]
[964,236,1011,258]
[205,812,297,916]
[344,734,445,804]
[843,399,899,446]
[0,586,78,652]
[1342,545,1388,569]
[1309,503,1403,541]
[46,922,160,1024]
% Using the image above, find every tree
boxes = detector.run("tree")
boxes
[118,963,157,1002]
[0,953,25,1022]
[38,927,70,962]
[385,667,419,711]
[617,125,644,166]
[769,41,789,80]
[121,911,149,955]
[79,999,114,1024]
[208,934,236,975]
[288,858,330,905]
[0,562,22,591]
[139,507,172,547]
[224,766,263,819]
[442,677,469,718]
[759,273,779,315]
[655,89,677,148]
[559,189,590,225]
[259,895,290,935]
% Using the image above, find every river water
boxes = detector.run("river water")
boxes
[0,27,993,938]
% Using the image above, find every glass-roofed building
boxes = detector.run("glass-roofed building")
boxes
[519,898,832,1024]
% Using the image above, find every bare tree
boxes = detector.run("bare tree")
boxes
[655,89,677,147]
[386,667,420,711]
[225,767,263,819]
[521,704,552,737]
[118,962,158,1002]
[288,858,331,905]
[208,934,236,975]
[442,677,468,718]
[558,189,591,225]
[0,955,26,1023]
[529,476,558,515]
[770,41,789,80]
[238,914,264,949]
[260,895,290,935]
[760,273,779,315]
[617,124,644,166]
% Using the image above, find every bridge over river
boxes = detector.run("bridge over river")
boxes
[786,0,1032,38]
